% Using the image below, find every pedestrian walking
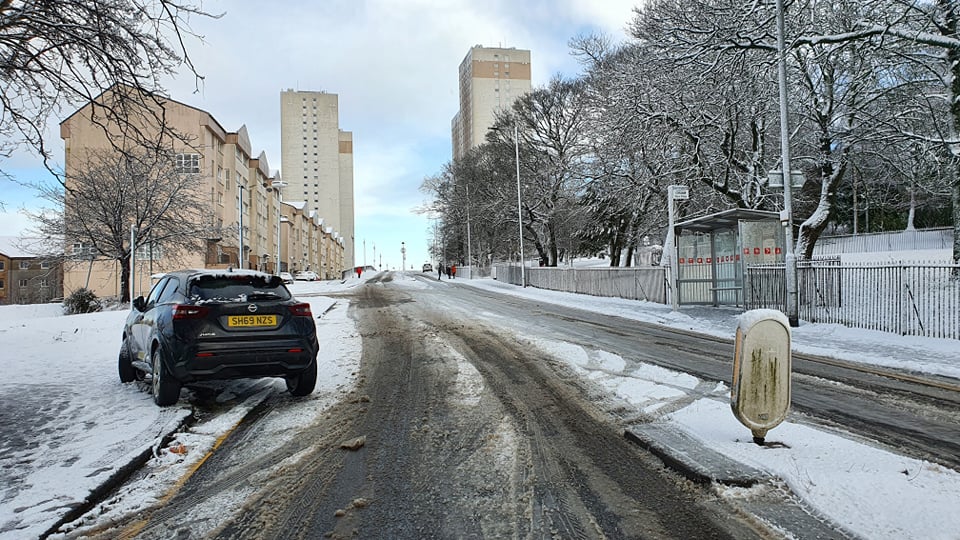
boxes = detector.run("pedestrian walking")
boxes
[451,264,457,279]
[355,266,362,279]
[438,264,443,280]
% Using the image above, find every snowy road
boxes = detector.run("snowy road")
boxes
[110,273,763,539]
[12,273,957,539]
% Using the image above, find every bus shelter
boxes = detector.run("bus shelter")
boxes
[673,208,783,307]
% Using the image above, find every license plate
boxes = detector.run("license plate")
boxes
[227,314,278,328]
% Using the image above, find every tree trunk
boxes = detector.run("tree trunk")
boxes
[523,217,548,267]
[119,254,131,303]
[906,177,916,231]
[953,176,960,263]
[547,220,559,267]
[609,223,623,267]
[944,0,960,263]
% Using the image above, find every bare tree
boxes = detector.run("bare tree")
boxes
[487,76,591,267]
[630,0,960,260]
[420,146,520,266]
[30,149,208,301]
[0,0,218,185]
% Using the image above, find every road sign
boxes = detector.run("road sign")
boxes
[669,185,689,200]
[767,170,805,189]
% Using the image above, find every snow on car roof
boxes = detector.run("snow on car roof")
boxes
[182,268,274,279]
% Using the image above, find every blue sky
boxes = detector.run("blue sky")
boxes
[0,0,640,269]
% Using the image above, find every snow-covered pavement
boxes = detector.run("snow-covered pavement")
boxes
[1,273,957,539]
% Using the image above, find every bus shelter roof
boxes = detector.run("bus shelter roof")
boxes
[675,208,779,233]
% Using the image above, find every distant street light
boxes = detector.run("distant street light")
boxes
[513,124,525,286]
[401,241,406,271]
[491,124,526,287]
[237,182,245,269]
[466,184,472,279]
[271,180,287,273]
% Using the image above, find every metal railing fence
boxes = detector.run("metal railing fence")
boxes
[492,264,667,304]
[746,261,960,339]
[491,260,960,340]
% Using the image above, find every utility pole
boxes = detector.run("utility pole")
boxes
[237,182,245,269]
[775,0,799,327]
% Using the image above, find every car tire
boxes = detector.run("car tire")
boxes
[118,339,136,383]
[286,360,317,396]
[150,344,182,407]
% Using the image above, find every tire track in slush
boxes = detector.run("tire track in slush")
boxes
[448,323,757,540]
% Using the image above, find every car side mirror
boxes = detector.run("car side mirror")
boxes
[132,296,147,312]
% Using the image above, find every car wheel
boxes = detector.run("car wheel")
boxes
[286,360,317,397]
[118,339,136,383]
[150,344,182,407]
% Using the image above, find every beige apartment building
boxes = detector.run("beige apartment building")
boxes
[60,86,344,299]
[452,45,532,161]
[280,90,355,268]
[0,237,63,305]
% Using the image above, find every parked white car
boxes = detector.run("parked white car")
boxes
[295,270,319,281]
[279,272,294,284]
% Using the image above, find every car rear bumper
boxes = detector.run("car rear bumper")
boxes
[170,337,319,382]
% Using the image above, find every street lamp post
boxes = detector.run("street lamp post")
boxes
[490,124,526,286]
[237,182,245,269]
[401,241,406,272]
[271,180,287,273]
[775,0,799,327]
[513,124,525,287]
[466,183,472,279]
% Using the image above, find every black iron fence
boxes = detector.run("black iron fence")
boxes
[746,260,960,340]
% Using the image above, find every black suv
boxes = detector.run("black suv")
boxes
[118,269,319,406]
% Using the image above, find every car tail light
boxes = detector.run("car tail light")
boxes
[287,348,304,353]
[289,303,312,317]
[172,304,210,320]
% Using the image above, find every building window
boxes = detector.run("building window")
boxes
[39,279,48,288]
[175,153,201,174]
[19,279,27,287]
[0,279,4,289]
[135,244,164,260]
[19,261,30,270]
[0,261,4,270]
[40,261,50,269]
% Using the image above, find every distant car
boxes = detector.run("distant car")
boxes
[118,269,318,406]
[279,272,294,284]
[295,270,319,281]
[422,263,433,272]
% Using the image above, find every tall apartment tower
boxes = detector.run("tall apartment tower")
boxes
[451,45,532,161]
[280,90,355,267]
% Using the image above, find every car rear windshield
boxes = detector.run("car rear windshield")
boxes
[188,274,292,303]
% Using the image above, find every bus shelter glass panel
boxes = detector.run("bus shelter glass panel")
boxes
[713,229,741,306]
[677,231,713,304]
[739,220,785,265]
